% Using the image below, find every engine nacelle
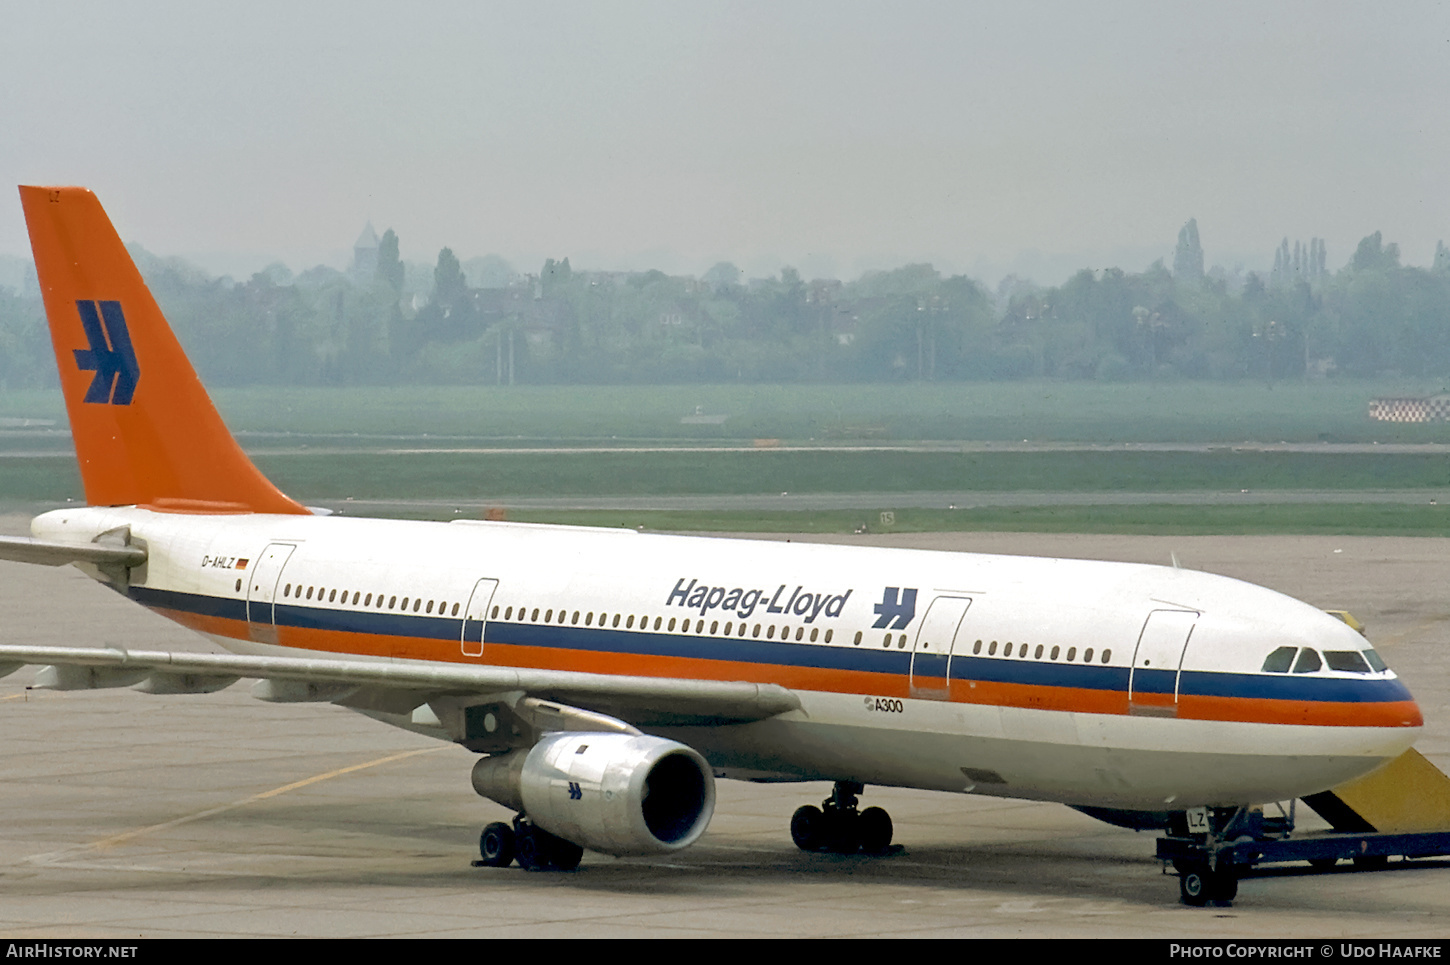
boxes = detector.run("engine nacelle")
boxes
[471,732,716,856]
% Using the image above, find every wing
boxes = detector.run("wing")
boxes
[0,644,801,749]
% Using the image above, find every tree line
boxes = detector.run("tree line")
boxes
[2,225,1449,388]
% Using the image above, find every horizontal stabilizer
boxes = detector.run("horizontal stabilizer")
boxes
[0,535,146,568]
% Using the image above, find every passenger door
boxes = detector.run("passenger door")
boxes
[461,578,500,658]
[246,543,296,645]
[910,596,972,699]
[1128,609,1197,717]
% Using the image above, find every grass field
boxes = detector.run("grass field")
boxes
[3,448,1448,504]
[4,381,1449,534]
[472,504,1450,537]
[6,379,1450,444]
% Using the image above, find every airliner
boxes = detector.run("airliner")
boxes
[0,186,1423,897]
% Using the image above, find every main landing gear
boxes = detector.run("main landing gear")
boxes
[791,781,895,855]
[476,815,584,872]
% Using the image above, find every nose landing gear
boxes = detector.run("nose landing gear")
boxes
[791,781,895,855]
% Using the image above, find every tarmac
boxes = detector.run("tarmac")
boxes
[2,516,1449,938]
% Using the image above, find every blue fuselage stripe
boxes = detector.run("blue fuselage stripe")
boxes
[130,585,1412,705]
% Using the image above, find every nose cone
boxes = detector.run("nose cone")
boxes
[1192,600,1422,728]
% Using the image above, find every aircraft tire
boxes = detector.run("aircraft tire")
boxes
[859,807,893,854]
[791,805,824,852]
[1179,866,1211,906]
[479,822,516,868]
[515,827,547,871]
[1179,861,1237,906]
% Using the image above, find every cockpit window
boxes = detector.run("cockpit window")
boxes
[1324,650,1372,673]
[1261,646,1296,673]
[1364,649,1387,672]
[1292,648,1322,674]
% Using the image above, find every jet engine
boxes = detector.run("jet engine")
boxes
[471,732,716,856]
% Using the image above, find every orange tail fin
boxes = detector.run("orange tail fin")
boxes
[19,186,307,515]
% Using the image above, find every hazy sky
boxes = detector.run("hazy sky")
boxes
[3,1,1448,285]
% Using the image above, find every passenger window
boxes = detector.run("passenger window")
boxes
[1292,648,1323,674]
[1034,644,1044,659]
[452,603,460,616]
[329,590,337,603]
[973,640,982,654]
[413,599,421,612]
[1084,648,1094,662]
[1050,645,1059,660]
[1102,649,1111,663]
[1324,651,1372,673]
[1261,646,1296,673]
[988,641,997,655]
[1066,647,1076,661]
[854,631,863,645]
[809,628,818,642]
[1004,643,1013,657]
[824,629,832,643]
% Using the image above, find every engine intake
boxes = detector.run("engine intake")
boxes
[471,732,716,856]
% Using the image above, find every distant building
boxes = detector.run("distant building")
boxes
[1368,394,1450,422]
[352,222,379,281]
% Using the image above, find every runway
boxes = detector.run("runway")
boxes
[2,519,1449,938]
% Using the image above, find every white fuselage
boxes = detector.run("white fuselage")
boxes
[34,505,1422,811]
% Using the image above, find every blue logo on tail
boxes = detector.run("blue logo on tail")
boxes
[73,300,139,405]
